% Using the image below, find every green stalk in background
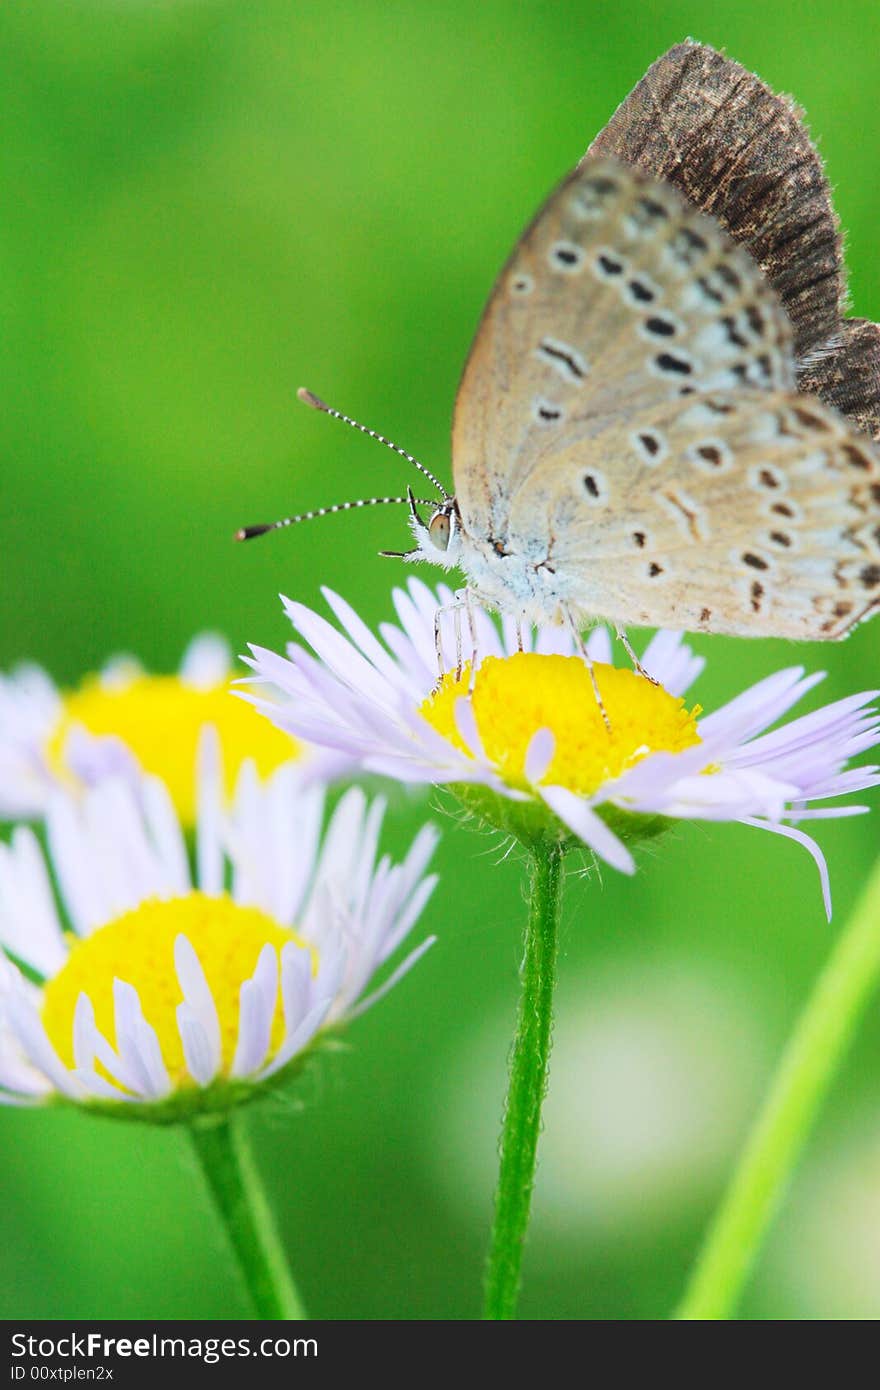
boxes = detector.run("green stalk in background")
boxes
[483,841,564,1320]
[190,1114,306,1320]
[676,851,880,1320]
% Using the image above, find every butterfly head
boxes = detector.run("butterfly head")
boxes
[404,488,462,569]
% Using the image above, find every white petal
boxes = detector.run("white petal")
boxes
[453,695,486,761]
[279,943,314,1036]
[177,1008,218,1087]
[231,945,278,1078]
[283,598,399,709]
[377,874,438,964]
[46,794,108,935]
[196,726,225,897]
[260,998,332,1078]
[99,654,143,690]
[5,991,82,1099]
[584,626,612,663]
[639,630,704,695]
[142,776,190,895]
[740,817,833,920]
[0,829,67,977]
[321,588,422,698]
[180,632,231,690]
[173,936,221,1076]
[113,980,171,1098]
[524,727,555,785]
[344,935,437,1022]
[540,787,635,874]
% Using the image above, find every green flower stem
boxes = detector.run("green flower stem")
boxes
[483,840,564,1320]
[189,1114,306,1319]
[676,849,880,1320]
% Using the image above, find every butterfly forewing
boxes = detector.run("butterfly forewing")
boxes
[505,389,880,638]
[587,40,845,361]
[452,157,796,547]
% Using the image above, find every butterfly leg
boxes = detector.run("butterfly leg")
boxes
[614,626,659,685]
[434,608,444,678]
[433,594,477,688]
[453,602,463,682]
[515,617,525,653]
[563,608,611,731]
[462,590,481,694]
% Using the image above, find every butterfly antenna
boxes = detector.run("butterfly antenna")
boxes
[297,386,450,499]
[235,494,435,541]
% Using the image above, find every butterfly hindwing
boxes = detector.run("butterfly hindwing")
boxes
[506,389,880,638]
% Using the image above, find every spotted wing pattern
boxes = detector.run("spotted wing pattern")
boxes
[588,41,880,444]
[506,389,880,638]
[452,157,796,547]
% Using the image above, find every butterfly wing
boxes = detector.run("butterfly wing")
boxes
[587,40,845,361]
[505,389,880,638]
[799,319,880,446]
[452,157,796,548]
[588,42,880,443]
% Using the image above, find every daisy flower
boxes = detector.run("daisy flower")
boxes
[243,579,880,917]
[0,736,437,1118]
[0,632,340,827]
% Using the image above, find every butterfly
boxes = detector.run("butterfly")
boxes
[241,44,880,645]
[401,148,880,640]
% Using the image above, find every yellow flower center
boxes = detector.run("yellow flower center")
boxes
[41,893,311,1092]
[48,674,298,825]
[419,653,701,797]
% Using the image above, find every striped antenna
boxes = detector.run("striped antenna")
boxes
[297,387,450,499]
[235,493,435,541]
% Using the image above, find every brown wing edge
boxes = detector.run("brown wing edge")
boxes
[586,39,844,361]
[798,319,880,445]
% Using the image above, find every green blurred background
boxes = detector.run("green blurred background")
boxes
[1,0,879,1321]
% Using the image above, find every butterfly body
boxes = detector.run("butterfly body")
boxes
[406,157,880,640]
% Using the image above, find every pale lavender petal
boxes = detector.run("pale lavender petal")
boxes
[260,998,332,1078]
[74,1069,136,1102]
[740,817,833,920]
[0,1032,52,1098]
[345,936,437,1022]
[584,626,613,663]
[64,728,140,793]
[453,695,486,761]
[174,936,221,1076]
[699,668,825,745]
[46,794,108,935]
[142,776,190,895]
[378,875,438,963]
[196,726,224,897]
[524,727,555,785]
[283,598,398,708]
[639,630,704,695]
[279,943,313,1038]
[98,654,142,690]
[231,945,278,1078]
[540,786,635,873]
[267,766,325,924]
[177,1009,218,1087]
[113,980,171,1098]
[180,632,230,689]
[0,829,67,977]
[321,588,422,698]
[5,992,82,1099]
[314,935,346,1004]
[71,992,131,1091]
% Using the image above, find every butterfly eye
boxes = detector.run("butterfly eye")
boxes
[429,510,451,551]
